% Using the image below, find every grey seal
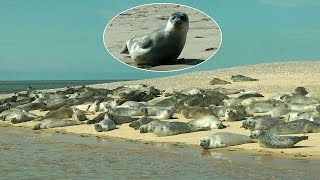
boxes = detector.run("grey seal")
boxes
[250,130,308,148]
[87,100,101,113]
[33,119,82,130]
[94,114,117,132]
[209,78,231,85]
[268,119,320,135]
[181,106,214,119]
[224,109,246,121]
[129,117,157,130]
[241,115,284,131]
[121,12,189,67]
[200,132,255,149]
[139,120,210,136]
[0,109,38,124]
[294,87,308,96]
[72,108,87,121]
[231,75,258,82]
[188,115,226,129]
[35,107,75,121]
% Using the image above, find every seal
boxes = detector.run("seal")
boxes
[0,109,38,124]
[245,101,278,114]
[108,107,147,117]
[72,108,87,121]
[139,120,210,136]
[280,94,319,104]
[121,12,189,67]
[106,113,136,125]
[145,106,174,119]
[200,132,255,149]
[129,117,157,130]
[231,75,258,82]
[250,130,308,148]
[32,119,82,130]
[188,115,226,129]
[267,119,320,135]
[181,106,214,119]
[294,87,308,96]
[224,109,246,121]
[87,100,101,113]
[209,78,231,85]
[35,107,75,121]
[94,114,117,132]
[241,115,284,131]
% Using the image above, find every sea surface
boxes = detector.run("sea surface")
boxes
[0,80,127,94]
[1,127,319,179]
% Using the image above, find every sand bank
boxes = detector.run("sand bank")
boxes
[1,61,320,159]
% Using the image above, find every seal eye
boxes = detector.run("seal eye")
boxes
[171,16,176,20]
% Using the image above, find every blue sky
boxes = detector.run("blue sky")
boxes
[0,0,319,80]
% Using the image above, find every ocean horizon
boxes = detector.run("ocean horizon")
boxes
[0,80,132,94]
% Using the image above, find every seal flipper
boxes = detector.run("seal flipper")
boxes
[138,36,153,49]
[120,44,129,54]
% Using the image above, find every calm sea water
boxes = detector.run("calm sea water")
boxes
[0,80,127,94]
[0,127,319,179]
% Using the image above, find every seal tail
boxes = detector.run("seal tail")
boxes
[298,136,308,141]
[32,123,41,130]
[120,44,129,54]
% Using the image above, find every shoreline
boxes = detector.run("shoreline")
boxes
[1,61,320,160]
[1,122,318,160]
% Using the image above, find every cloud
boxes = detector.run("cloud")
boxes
[261,0,320,7]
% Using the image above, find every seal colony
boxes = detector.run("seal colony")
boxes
[120,12,189,67]
[1,64,320,158]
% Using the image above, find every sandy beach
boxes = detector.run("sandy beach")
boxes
[1,61,320,159]
[104,3,221,71]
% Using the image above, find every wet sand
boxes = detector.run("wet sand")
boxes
[1,61,320,159]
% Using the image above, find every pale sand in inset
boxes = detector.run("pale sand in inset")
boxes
[1,61,320,159]
[104,4,221,71]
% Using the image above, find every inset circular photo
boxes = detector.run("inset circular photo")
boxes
[103,3,222,71]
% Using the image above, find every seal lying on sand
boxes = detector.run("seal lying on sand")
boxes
[0,109,39,124]
[72,108,87,121]
[250,130,308,148]
[224,109,246,121]
[241,115,284,131]
[200,132,255,149]
[188,115,226,129]
[121,12,189,67]
[209,78,231,85]
[32,119,83,130]
[129,117,157,130]
[36,107,75,121]
[231,75,258,82]
[267,119,320,135]
[140,120,210,136]
[94,119,117,132]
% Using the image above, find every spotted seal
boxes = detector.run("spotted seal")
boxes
[94,114,117,132]
[241,115,284,131]
[139,120,210,136]
[209,78,231,85]
[72,108,87,121]
[267,119,320,135]
[200,132,255,149]
[121,12,189,67]
[129,117,158,130]
[32,119,83,130]
[224,109,246,121]
[188,115,226,129]
[231,75,258,82]
[250,130,308,148]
